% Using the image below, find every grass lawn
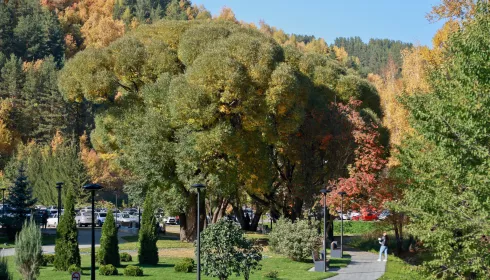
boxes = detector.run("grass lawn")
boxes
[5,254,339,280]
[378,255,427,280]
[119,232,193,250]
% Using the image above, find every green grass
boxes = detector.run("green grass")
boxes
[332,220,389,236]
[4,254,338,280]
[119,232,193,250]
[0,234,57,249]
[378,255,427,280]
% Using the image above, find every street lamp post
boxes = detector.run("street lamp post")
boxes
[338,191,347,257]
[83,183,103,280]
[1,188,5,217]
[320,188,331,272]
[56,182,63,226]
[192,183,206,280]
[115,192,118,224]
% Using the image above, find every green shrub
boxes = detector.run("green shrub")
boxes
[174,258,194,273]
[269,218,321,261]
[41,254,55,266]
[201,219,262,280]
[54,191,81,271]
[264,270,279,279]
[0,255,13,280]
[99,264,118,276]
[124,265,143,276]
[120,252,132,262]
[138,194,158,265]
[98,210,120,266]
[15,217,43,280]
[68,264,82,274]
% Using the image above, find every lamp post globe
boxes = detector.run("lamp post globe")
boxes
[191,183,206,280]
[83,183,103,280]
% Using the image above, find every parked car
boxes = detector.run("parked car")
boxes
[47,214,59,227]
[95,212,107,226]
[337,211,349,220]
[350,211,361,220]
[75,212,93,227]
[117,213,138,227]
[361,212,378,221]
[378,210,390,220]
[165,217,177,225]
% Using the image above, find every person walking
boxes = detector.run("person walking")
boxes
[378,232,388,261]
[42,211,49,229]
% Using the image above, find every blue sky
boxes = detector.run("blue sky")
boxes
[191,0,446,46]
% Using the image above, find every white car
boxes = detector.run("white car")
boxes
[95,212,107,227]
[165,217,177,225]
[47,214,59,227]
[337,211,349,220]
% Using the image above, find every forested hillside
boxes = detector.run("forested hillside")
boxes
[333,37,412,76]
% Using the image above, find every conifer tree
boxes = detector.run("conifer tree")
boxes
[54,189,81,271]
[98,210,120,266]
[6,167,36,230]
[138,193,158,265]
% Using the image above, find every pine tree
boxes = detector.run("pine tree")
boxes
[98,210,120,266]
[54,189,81,271]
[15,217,42,280]
[6,167,36,230]
[138,194,158,265]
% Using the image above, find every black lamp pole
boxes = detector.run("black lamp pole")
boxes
[320,188,331,272]
[56,182,63,226]
[115,192,118,224]
[338,191,347,257]
[83,183,103,280]
[192,183,206,280]
[1,188,5,217]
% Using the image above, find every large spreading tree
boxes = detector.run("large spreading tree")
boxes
[58,19,383,240]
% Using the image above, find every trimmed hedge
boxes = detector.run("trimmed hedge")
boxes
[99,264,118,276]
[120,252,132,262]
[68,264,82,274]
[124,265,143,276]
[41,254,55,266]
[174,258,194,273]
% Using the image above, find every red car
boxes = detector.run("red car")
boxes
[361,212,378,221]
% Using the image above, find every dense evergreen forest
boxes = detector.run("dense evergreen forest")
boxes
[333,37,413,76]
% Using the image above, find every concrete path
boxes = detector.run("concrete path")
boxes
[327,248,387,280]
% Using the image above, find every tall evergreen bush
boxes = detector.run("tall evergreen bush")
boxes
[54,190,80,270]
[4,167,36,239]
[15,217,43,280]
[138,194,158,265]
[99,210,120,266]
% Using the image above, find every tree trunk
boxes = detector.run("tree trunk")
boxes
[211,198,228,224]
[233,205,249,230]
[179,192,205,242]
[290,197,304,221]
[249,210,263,231]
[391,212,404,256]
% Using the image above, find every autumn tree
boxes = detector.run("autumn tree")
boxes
[59,19,381,241]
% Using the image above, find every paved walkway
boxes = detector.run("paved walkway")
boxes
[327,248,387,280]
